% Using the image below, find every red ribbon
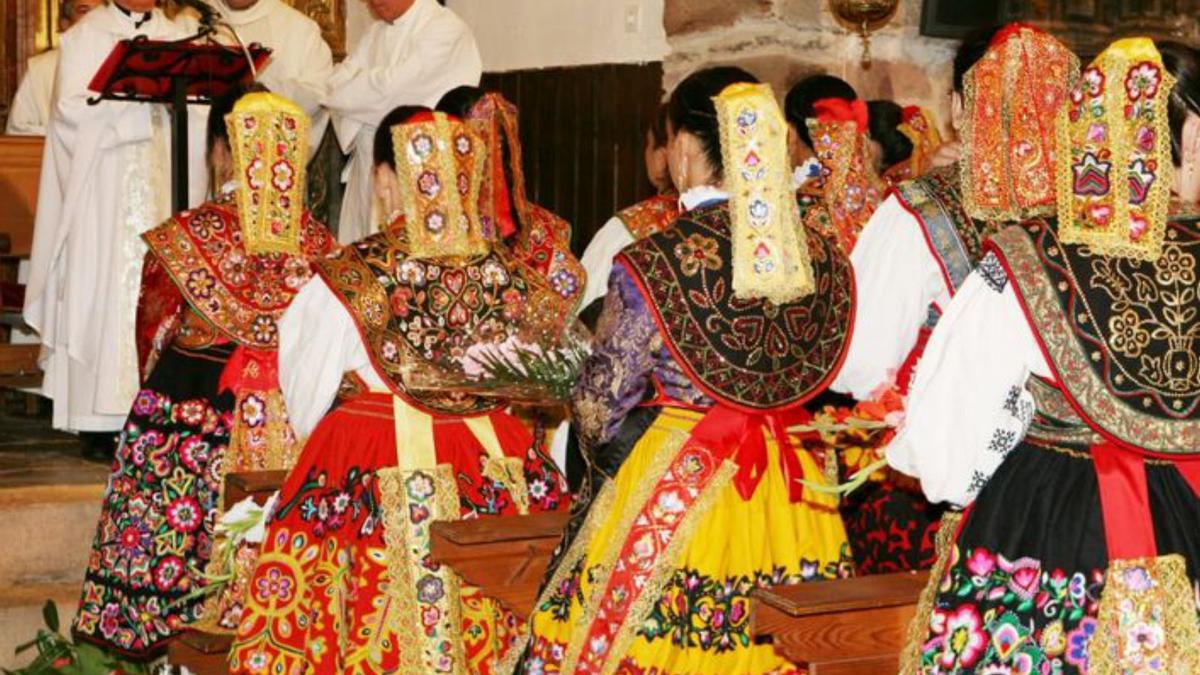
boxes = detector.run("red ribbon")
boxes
[684,405,816,503]
[488,131,518,239]
[813,98,869,133]
[1092,442,1157,560]
[219,345,281,395]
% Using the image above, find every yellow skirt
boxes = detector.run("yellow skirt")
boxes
[518,407,853,674]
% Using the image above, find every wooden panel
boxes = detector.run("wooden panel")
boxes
[224,470,287,509]
[0,135,43,257]
[751,571,927,673]
[482,63,664,255]
[429,511,568,621]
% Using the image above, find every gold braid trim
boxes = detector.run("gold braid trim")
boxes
[899,510,963,674]
[495,476,621,675]
[600,460,739,675]
[482,456,531,515]
[1089,555,1200,674]
[559,430,692,673]
[379,465,468,674]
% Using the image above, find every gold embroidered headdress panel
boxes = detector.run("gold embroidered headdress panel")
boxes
[804,97,885,251]
[1058,38,1176,261]
[885,106,943,183]
[715,82,815,303]
[391,111,488,260]
[226,92,311,256]
[960,24,1080,222]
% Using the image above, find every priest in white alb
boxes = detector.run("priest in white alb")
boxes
[5,0,104,136]
[214,0,333,147]
[23,0,209,435]
[327,0,481,242]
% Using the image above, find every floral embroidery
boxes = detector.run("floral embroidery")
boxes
[674,234,722,276]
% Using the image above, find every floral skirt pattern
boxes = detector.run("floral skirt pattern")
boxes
[228,393,567,675]
[520,407,854,675]
[73,342,236,657]
[914,441,1200,674]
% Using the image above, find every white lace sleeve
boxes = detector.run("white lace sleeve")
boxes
[578,215,635,313]
[831,195,950,400]
[885,253,1051,508]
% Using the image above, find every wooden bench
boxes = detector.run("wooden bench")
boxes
[0,136,45,399]
[429,511,568,621]
[752,571,928,675]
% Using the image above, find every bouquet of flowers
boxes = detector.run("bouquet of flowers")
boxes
[791,384,906,496]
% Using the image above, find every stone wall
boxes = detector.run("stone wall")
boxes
[665,0,960,135]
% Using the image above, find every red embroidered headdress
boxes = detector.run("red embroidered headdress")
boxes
[884,106,943,183]
[805,97,885,251]
[960,23,1080,222]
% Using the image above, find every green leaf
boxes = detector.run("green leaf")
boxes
[41,601,59,634]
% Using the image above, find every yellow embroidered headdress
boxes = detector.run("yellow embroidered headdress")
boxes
[960,24,1080,221]
[226,92,311,255]
[884,106,943,183]
[805,97,885,251]
[391,111,488,260]
[1058,38,1176,261]
[715,82,814,303]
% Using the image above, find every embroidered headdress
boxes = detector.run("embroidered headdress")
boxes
[466,93,524,240]
[884,106,943,183]
[960,23,1080,221]
[805,97,885,250]
[226,92,311,256]
[391,111,489,260]
[1057,38,1176,261]
[715,82,814,303]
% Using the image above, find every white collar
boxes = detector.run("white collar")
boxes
[680,185,729,211]
[219,0,276,26]
[792,157,824,190]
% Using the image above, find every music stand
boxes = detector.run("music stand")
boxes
[87,34,270,212]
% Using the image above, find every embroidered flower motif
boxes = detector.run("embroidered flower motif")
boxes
[736,108,758,129]
[240,395,266,428]
[219,249,250,286]
[407,472,435,501]
[1066,617,1098,668]
[965,548,997,577]
[454,133,472,155]
[185,269,216,299]
[480,259,509,287]
[549,269,578,298]
[251,315,277,344]
[132,390,161,417]
[425,212,446,233]
[411,134,434,159]
[255,567,294,603]
[417,575,445,603]
[935,605,987,669]
[418,170,441,198]
[117,522,152,555]
[166,495,203,533]
[153,556,185,592]
[1083,66,1106,97]
[674,234,722,276]
[271,159,295,192]
[1154,245,1196,285]
[1109,309,1151,357]
[1125,62,1162,101]
[397,259,426,287]
[178,436,210,475]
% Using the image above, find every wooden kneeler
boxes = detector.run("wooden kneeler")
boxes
[429,511,569,621]
[752,570,929,675]
[168,470,287,674]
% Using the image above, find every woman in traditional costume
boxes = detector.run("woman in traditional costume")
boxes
[227,107,571,674]
[72,90,335,657]
[880,105,943,185]
[516,67,854,675]
[828,25,1079,577]
[893,39,1200,673]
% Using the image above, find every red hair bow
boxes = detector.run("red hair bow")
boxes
[813,98,869,133]
[990,22,1043,47]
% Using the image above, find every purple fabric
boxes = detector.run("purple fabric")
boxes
[571,262,711,452]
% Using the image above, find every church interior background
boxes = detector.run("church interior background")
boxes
[0,0,1196,669]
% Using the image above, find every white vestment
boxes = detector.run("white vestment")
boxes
[216,0,333,149]
[23,6,208,432]
[327,0,481,244]
[6,49,59,136]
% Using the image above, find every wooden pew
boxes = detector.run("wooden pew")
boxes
[429,511,568,621]
[168,470,287,674]
[0,135,44,258]
[751,570,928,675]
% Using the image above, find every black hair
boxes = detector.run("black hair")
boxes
[647,103,669,149]
[436,85,487,118]
[206,81,269,156]
[372,105,433,170]
[1159,41,1200,167]
[784,74,857,150]
[867,100,914,170]
[953,26,1002,94]
[666,66,760,177]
